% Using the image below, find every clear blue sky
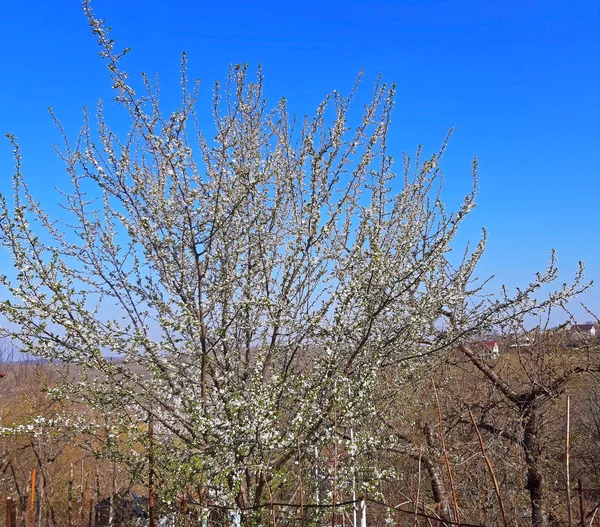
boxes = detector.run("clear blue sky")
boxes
[0,0,599,323]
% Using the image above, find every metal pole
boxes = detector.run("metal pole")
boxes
[359,497,367,527]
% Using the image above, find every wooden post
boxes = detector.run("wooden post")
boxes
[331,408,337,527]
[95,467,100,526]
[148,417,155,527]
[6,497,11,527]
[566,395,573,527]
[6,497,17,527]
[297,436,305,527]
[10,497,17,527]
[182,495,189,527]
[80,459,85,524]
[578,479,585,527]
[68,462,73,527]
[29,467,36,527]
[87,497,93,527]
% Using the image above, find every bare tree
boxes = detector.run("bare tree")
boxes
[457,330,600,527]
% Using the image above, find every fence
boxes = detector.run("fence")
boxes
[4,493,477,527]
[6,482,600,526]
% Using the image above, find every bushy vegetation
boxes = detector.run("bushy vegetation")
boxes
[1,331,600,526]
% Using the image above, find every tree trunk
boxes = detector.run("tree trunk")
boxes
[523,409,548,527]
[423,423,452,524]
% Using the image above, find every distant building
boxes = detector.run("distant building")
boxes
[508,335,534,349]
[565,323,598,348]
[572,323,596,337]
[474,340,500,360]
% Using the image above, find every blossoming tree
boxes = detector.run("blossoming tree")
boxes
[0,2,586,521]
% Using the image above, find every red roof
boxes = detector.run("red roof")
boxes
[0,372,6,378]
[475,341,498,349]
[573,324,595,331]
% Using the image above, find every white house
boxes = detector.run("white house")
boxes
[474,340,500,360]
[572,323,596,337]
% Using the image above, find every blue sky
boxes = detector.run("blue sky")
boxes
[0,0,599,323]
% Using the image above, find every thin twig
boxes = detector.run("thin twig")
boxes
[432,378,460,526]
[467,408,508,527]
[264,473,277,527]
[298,436,305,527]
[415,446,423,527]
